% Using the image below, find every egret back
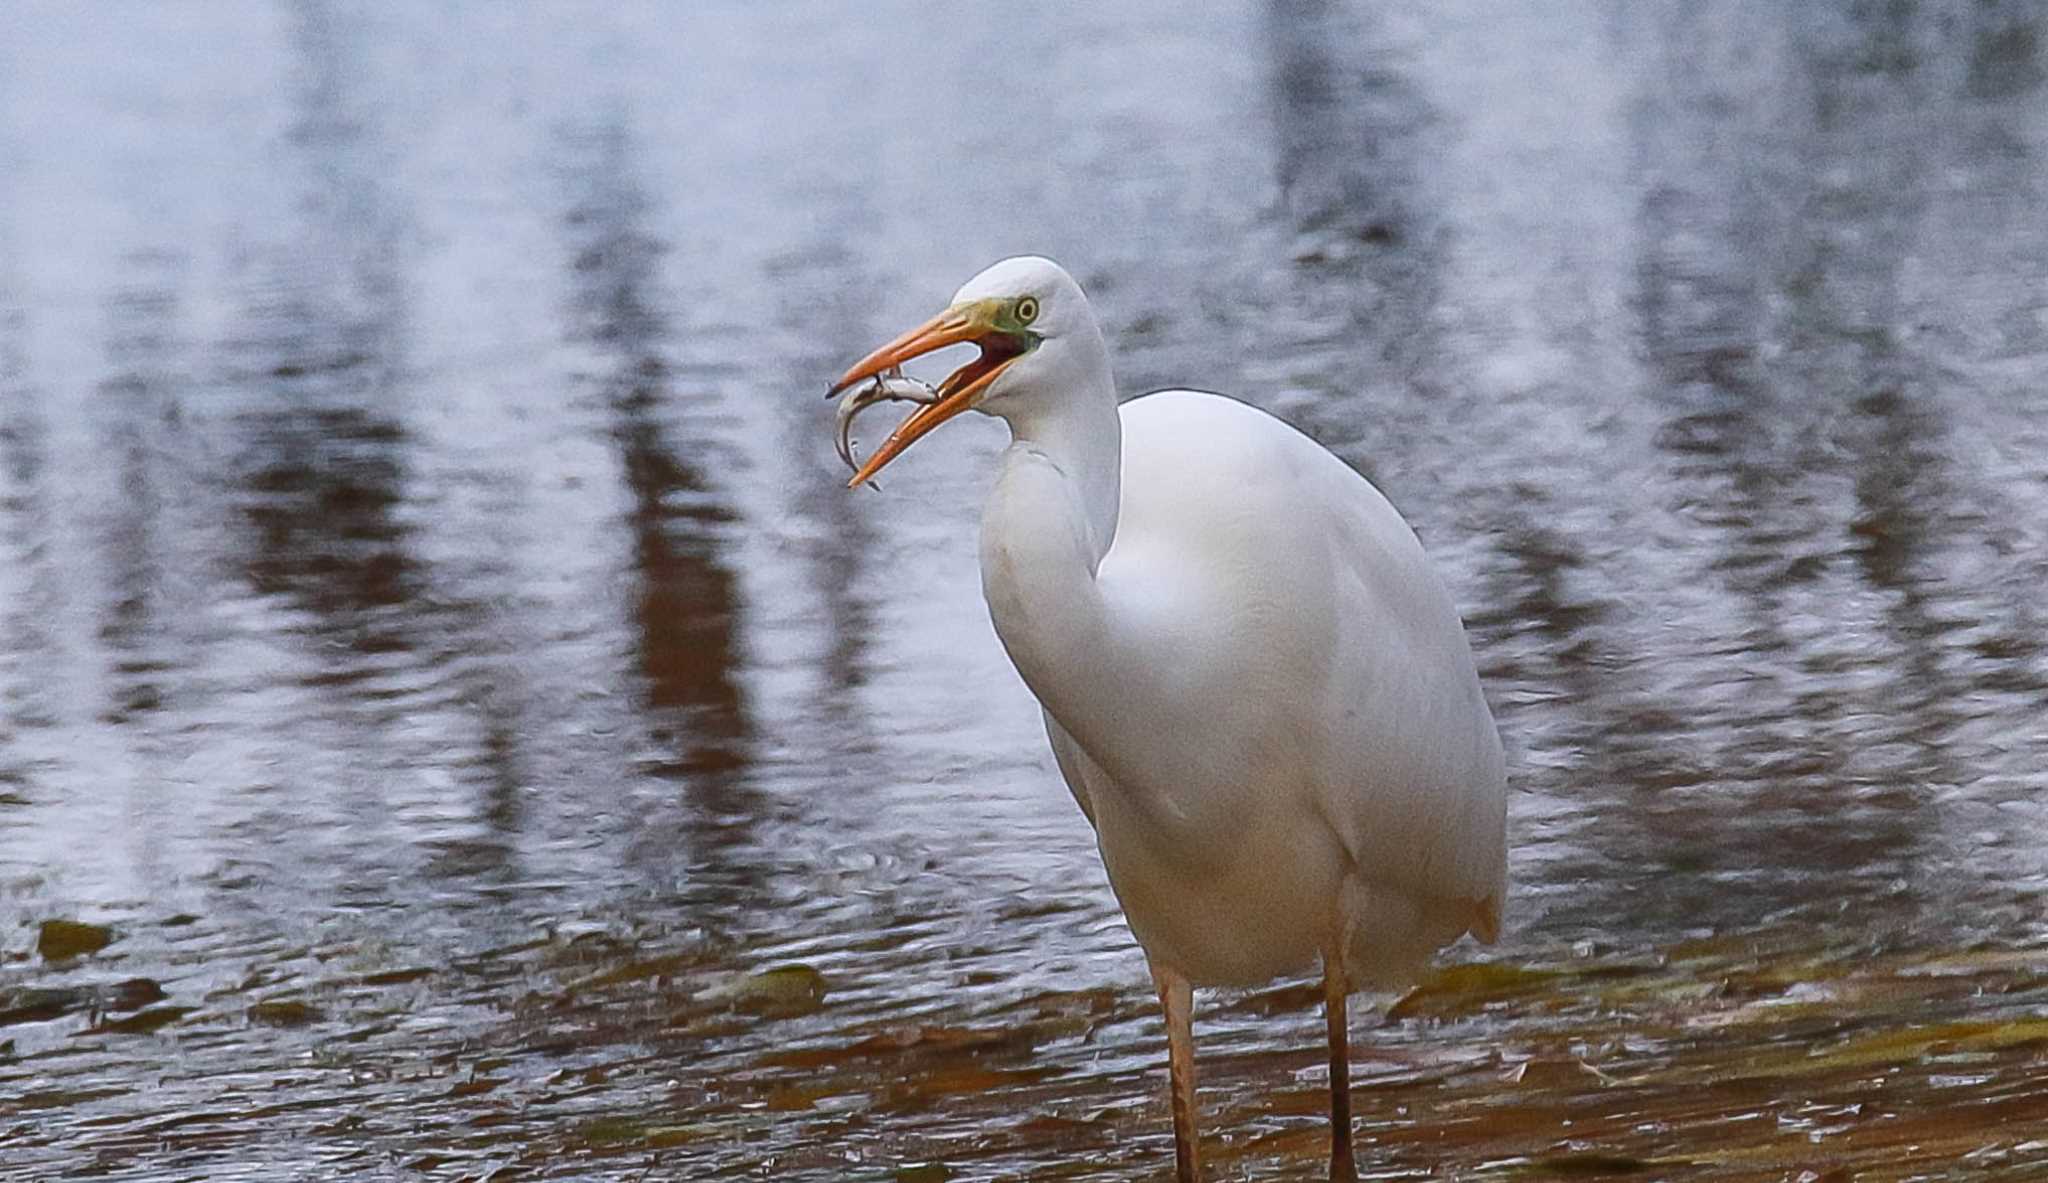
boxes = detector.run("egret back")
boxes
[1123,390,1504,917]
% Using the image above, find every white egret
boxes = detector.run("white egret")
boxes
[828,257,1506,1183]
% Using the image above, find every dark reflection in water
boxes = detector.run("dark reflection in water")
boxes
[1,301,59,812]
[0,2,2046,1178]
[229,0,415,642]
[558,118,758,869]
[95,256,183,726]
[764,227,884,729]
[1594,0,2048,937]
[1258,0,1445,454]
[1625,1,1940,926]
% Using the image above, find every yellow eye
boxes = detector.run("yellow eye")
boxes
[1016,296,1040,324]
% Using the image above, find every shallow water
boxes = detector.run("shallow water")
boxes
[2,2,2047,1179]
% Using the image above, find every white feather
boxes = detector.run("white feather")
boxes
[959,258,1506,991]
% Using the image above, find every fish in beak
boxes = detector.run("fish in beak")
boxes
[826,298,1029,488]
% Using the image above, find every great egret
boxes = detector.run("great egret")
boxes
[828,257,1506,1183]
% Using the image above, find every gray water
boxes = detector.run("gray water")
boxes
[3,2,2047,1179]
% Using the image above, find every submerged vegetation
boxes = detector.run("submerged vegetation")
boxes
[5,915,2045,1179]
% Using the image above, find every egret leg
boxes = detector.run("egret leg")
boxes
[1324,951,1358,1183]
[1150,960,1201,1183]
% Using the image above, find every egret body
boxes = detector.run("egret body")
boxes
[829,257,1506,1182]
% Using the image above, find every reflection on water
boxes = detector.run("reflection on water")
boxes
[1260,0,1443,422]
[2,1,2046,1178]
[562,118,751,791]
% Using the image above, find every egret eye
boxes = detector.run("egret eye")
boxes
[1016,296,1040,324]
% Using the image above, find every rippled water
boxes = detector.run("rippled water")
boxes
[3,2,2046,1179]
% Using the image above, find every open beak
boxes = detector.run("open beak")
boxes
[827,299,1025,488]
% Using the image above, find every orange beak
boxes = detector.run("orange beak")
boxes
[827,299,1026,488]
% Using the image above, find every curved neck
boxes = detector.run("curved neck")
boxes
[1002,403,1120,569]
[991,332,1121,568]
[980,341,1236,847]
[977,332,1122,737]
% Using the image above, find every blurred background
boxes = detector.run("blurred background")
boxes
[2,1,2045,1179]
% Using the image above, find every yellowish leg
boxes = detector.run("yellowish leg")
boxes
[1325,951,1359,1183]
[1150,960,1201,1183]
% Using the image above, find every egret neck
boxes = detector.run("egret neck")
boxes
[996,312,1121,561]
[977,320,1122,726]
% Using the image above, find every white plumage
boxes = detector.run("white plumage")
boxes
[830,256,1506,1183]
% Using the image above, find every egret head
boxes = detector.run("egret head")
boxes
[827,256,1103,487]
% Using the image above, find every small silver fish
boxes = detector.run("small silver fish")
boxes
[835,368,939,488]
